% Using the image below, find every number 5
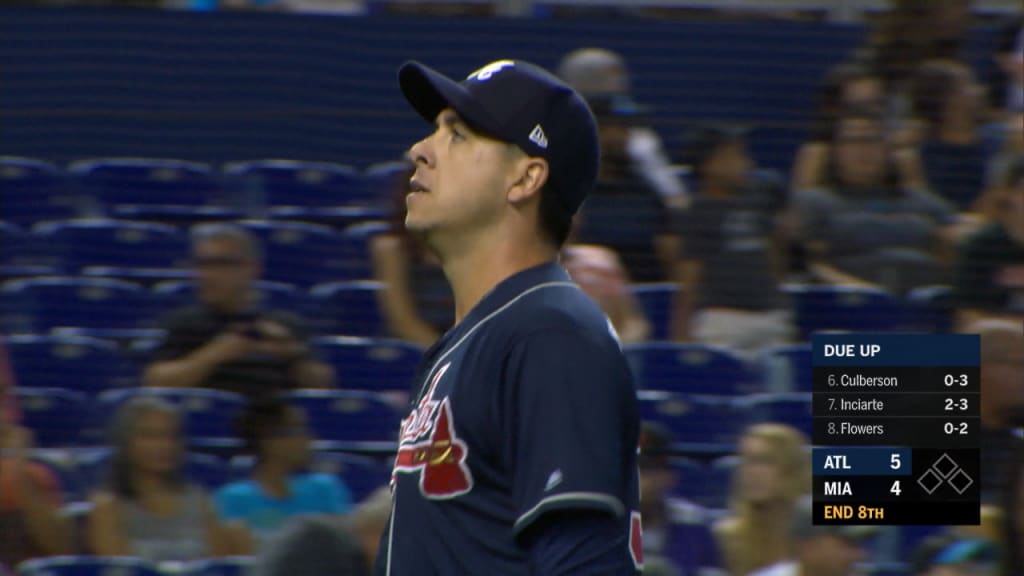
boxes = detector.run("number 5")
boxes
[890,454,901,469]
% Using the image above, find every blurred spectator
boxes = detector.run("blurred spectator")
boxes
[572,94,677,283]
[87,396,249,561]
[912,59,993,212]
[982,112,1024,215]
[557,47,688,210]
[794,109,956,294]
[0,341,73,567]
[714,424,810,576]
[215,397,352,547]
[990,17,1023,114]
[638,422,721,575]
[254,486,392,576]
[561,244,649,344]
[916,537,1002,576]
[967,319,1024,505]
[672,125,795,355]
[749,497,873,576]
[144,223,334,398]
[370,161,453,347]
[953,156,1024,328]
[1003,444,1024,576]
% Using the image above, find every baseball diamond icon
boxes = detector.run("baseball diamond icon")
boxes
[917,453,973,495]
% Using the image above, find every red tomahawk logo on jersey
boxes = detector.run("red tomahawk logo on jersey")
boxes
[394,362,474,499]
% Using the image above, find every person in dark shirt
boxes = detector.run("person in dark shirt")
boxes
[954,156,1024,329]
[672,125,794,356]
[972,319,1024,506]
[573,94,677,283]
[144,223,334,398]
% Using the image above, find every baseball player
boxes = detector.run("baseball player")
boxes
[375,59,643,575]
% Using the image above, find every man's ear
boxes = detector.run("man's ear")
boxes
[507,157,549,206]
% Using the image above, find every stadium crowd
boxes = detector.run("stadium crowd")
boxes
[1,1,1022,575]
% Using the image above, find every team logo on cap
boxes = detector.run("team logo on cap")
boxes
[528,124,548,149]
[468,60,515,82]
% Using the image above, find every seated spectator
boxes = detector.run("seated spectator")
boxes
[749,497,873,576]
[989,17,1023,116]
[638,423,721,575]
[87,397,248,561]
[0,341,72,567]
[144,223,334,398]
[215,397,352,546]
[572,94,677,283]
[255,486,392,576]
[953,156,1024,328]
[794,109,956,294]
[912,59,994,211]
[982,111,1023,214]
[561,244,649,344]
[1003,444,1024,576]
[557,47,687,210]
[714,424,810,576]
[370,162,453,347]
[672,125,795,356]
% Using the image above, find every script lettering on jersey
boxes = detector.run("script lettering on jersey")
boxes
[394,362,474,499]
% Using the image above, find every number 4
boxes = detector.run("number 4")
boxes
[891,480,901,496]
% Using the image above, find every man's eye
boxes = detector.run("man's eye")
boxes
[451,128,465,141]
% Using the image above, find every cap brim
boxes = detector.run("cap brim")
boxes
[398,61,500,137]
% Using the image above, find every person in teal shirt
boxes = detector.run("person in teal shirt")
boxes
[215,397,352,545]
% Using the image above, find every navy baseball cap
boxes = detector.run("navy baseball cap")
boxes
[398,59,599,215]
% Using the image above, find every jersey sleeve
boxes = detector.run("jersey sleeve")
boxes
[503,328,638,536]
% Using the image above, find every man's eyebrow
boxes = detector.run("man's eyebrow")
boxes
[438,111,465,131]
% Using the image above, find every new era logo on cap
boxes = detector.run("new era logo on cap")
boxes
[467,60,515,82]
[528,124,548,149]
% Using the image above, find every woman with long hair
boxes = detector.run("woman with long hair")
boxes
[713,424,811,576]
[87,396,248,561]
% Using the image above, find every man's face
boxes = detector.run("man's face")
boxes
[704,140,752,189]
[193,237,259,309]
[834,117,887,188]
[801,534,867,576]
[406,108,518,246]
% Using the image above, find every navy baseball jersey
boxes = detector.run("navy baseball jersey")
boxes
[376,262,642,575]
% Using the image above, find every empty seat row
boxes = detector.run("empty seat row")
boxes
[0,156,412,227]
[17,556,254,576]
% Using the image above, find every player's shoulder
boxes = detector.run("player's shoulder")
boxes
[503,281,618,345]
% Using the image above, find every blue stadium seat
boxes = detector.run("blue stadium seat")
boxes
[624,342,756,396]
[310,281,387,337]
[96,388,245,450]
[83,266,194,287]
[6,334,125,396]
[338,220,390,280]
[629,283,678,342]
[761,344,813,393]
[705,455,739,510]
[0,264,61,281]
[744,393,813,439]
[363,160,413,207]
[77,448,228,494]
[269,205,390,230]
[314,336,422,393]
[747,125,803,178]
[30,449,82,504]
[784,285,906,339]
[284,389,402,451]
[32,219,188,272]
[236,219,349,287]
[16,557,164,576]
[638,391,746,455]
[15,388,93,447]
[0,276,154,333]
[0,221,31,267]
[70,158,218,212]
[152,279,308,318]
[667,456,706,502]
[225,159,364,208]
[0,157,80,227]
[180,558,256,576]
[907,285,953,333]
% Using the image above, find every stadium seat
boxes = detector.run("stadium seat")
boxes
[624,342,756,396]
[77,448,228,494]
[667,456,706,503]
[15,388,93,447]
[0,264,61,282]
[0,157,80,227]
[96,388,245,450]
[310,280,387,337]
[180,558,256,576]
[225,159,364,208]
[907,285,953,334]
[747,125,803,178]
[16,557,164,576]
[32,219,188,272]
[284,389,403,450]
[236,220,349,287]
[83,266,194,287]
[0,221,32,267]
[784,284,906,339]
[152,279,308,319]
[363,160,413,207]
[230,450,391,503]
[0,276,154,333]
[314,336,422,393]
[744,393,813,439]
[638,391,746,454]
[761,343,813,393]
[704,455,739,509]
[338,220,390,280]
[6,334,125,396]
[30,449,82,504]
[629,283,678,342]
[113,205,245,226]
[70,158,219,212]
[269,204,390,231]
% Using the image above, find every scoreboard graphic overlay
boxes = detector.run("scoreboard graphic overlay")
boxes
[812,334,980,525]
